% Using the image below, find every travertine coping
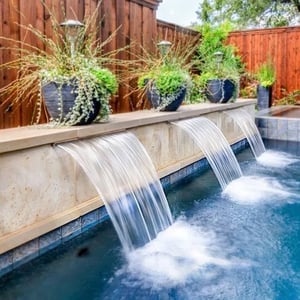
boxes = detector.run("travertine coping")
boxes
[0,99,256,154]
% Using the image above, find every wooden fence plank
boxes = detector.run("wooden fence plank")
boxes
[2,1,300,128]
[228,26,300,104]
[1,0,20,128]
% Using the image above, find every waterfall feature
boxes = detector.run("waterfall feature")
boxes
[173,117,242,190]
[58,132,173,253]
[225,108,266,158]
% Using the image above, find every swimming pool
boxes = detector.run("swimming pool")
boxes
[1,140,300,299]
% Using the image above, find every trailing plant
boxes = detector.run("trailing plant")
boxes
[0,2,121,126]
[255,58,276,87]
[132,39,197,111]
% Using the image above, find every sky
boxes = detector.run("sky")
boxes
[156,0,199,27]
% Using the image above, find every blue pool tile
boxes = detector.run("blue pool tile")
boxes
[267,118,278,129]
[288,120,299,131]
[259,128,268,138]
[288,130,299,142]
[39,228,62,255]
[170,172,180,185]
[62,219,81,242]
[231,143,238,152]
[186,165,194,176]
[267,127,280,139]
[0,251,13,277]
[161,176,170,189]
[178,168,187,180]
[81,211,99,231]
[98,206,109,222]
[192,160,202,171]
[13,239,39,269]
[278,119,288,130]
[231,139,247,153]
[256,118,268,128]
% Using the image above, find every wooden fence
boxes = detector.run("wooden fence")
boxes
[0,0,163,128]
[228,26,300,103]
[157,19,200,45]
[1,1,300,128]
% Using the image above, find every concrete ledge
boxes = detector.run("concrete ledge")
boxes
[0,100,255,276]
[0,99,256,154]
[0,138,248,277]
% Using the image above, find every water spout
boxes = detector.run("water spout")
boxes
[224,109,266,158]
[58,132,173,253]
[173,117,242,190]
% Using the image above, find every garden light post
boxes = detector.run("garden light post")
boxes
[214,51,224,73]
[60,19,84,58]
[157,40,172,58]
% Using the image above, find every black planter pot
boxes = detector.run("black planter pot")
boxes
[257,85,272,110]
[205,79,235,103]
[42,82,101,125]
[146,86,186,111]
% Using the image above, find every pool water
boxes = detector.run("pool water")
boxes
[1,140,300,299]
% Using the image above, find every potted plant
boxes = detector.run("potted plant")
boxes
[255,58,276,110]
[195,23,243,103]
[0,6,118,126]
[135,40,195,111]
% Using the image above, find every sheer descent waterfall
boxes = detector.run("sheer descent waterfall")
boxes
[174,117,242,190]
[225,109,266,158]
[58,132,173,253]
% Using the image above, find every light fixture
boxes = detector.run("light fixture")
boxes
[157,40,172,57]
[60,19,84,58]
[214,51,224,71]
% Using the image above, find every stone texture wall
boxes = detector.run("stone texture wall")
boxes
[0,102,255,256]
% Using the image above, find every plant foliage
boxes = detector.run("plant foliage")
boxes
[196,0,300,29]
[194,23,244,100]
[134,39,197,111]
[255,58,276,87]
[0,2,121,126]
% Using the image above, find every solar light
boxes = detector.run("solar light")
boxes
[60,19,84,58]
[157,40,172,57]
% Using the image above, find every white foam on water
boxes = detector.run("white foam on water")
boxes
[257,150,298,168]
[117,220,249,289]
[223,176,292,205]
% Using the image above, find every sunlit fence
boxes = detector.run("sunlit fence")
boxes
[0,0,299,128]
[228,26,300,103]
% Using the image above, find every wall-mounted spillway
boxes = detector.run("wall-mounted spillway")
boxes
[58,132,173,253]
[224,108,266,158]
[173,117,243,190]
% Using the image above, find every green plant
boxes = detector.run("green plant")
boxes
[239,72,258,98]
[0,3,120,126]
[194,23,244,100]
[188,75,207,104]
[133,40,196,111]
[255,58,276,88]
